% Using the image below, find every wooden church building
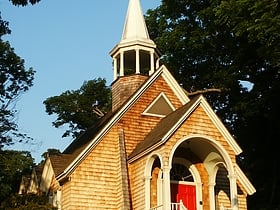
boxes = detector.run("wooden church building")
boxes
[29,0,256,209]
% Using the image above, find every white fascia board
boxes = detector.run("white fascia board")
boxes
[235,164,256,195]
[199,96,243,155]
[161,65,190,105]
[57,66,166,181]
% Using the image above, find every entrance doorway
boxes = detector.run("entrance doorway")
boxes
[171,181,196,210]
[170,163,196,210]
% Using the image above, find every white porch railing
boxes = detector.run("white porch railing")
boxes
[149,200,187,210]
[171,200,188,210]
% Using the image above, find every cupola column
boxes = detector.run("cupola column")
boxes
[120,51,124,76]
[149,50,155,75]
[113,57,118,80]
[136,48,140,74]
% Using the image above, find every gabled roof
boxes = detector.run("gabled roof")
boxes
[49,154,73,176]
[63,110,115,154]
[56,65,189,181]
[128,94,243,162]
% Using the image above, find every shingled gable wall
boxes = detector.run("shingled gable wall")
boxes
[117,74,185,156]
[128,104,248,210]
[60,126,126,209]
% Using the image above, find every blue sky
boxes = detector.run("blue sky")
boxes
[1,0,160,163]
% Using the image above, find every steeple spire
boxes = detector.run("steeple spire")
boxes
[121,0,152,44]
[110,0,161,111]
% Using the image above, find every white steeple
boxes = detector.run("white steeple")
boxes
[121,0,153,45]
[110,0,161,111]
[110,0,160,81]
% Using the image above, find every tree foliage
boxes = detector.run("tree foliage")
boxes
[43,78,111,138]
[145,0,280,209]
[0,194,56,210]
[0,1,49,207]
[0,150,34,203]
[0,0,41,147]
[8,0,41,7]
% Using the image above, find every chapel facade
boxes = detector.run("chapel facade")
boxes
[21,0,256,209]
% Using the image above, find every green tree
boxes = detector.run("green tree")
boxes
[40,148,61,162]
[214,1,280,209]
[145,1,280,209]
[0,15,35,147]
[43,78,111,138]
[0,150,34,203]
[1,194,56,210]
[8,0,41,6]
[0,0,42,147]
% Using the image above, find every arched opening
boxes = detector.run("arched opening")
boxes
[145,154,163,209]
[215,166,231,209]
[150,157,162,209]
[169,135,236,210]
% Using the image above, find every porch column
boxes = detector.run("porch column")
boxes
[228,173,238,210]
[196,182,203,210]
[162,165,171,210]
[144,175,151,210]
[208,182,216,210]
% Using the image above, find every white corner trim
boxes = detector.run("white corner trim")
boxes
[235,164,256,195]
[199,96,243,155]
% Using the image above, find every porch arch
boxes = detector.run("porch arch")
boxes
[168,134,237,210]
[144,153,164,209]
[169,134,234,175]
